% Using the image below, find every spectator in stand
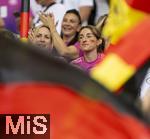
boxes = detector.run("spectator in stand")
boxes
[28,25,61,58]
[28,25,53,51]
[61,10,81,46]
[71,25,105,73]
[33,0,66,34]
[39,11,82,60]
[40,12,107,61]
[57,0,93,25]
[60,9,82,61]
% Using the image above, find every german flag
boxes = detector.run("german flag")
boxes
[126,0,150,13]
[20,0,30,41]
[0,34,150,139]
[91,0,150,92]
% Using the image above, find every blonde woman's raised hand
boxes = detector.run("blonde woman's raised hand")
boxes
[28,28,37,44]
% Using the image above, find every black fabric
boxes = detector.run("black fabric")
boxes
[106,0,110,5]
[0,34,148,123]
[60,0,64,4]
[21,0,30,12]
[88,0,97,25]
[123,60,150,100]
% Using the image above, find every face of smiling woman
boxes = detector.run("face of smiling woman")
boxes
[61,13,81,37]
[79,27,101,52]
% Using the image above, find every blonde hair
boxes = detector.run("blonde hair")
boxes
[95,14,108,33]
[35,25,52,41]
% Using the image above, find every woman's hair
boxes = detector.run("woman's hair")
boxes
[78,25,105,52]
[95,14,108,33]
[36,25,51,32]
[67,33,79,46]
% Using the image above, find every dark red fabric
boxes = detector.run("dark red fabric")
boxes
[125,0,150,13]
[0,83,149,139]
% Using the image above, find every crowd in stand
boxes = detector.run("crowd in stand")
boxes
[0,0,109,72]
[0,0,150,119]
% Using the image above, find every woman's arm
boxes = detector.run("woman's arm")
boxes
[39,13,79,59]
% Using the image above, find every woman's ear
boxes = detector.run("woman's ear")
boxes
[97,38,102,46]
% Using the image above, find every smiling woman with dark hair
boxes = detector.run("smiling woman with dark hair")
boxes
[71,25,105,73]
[39,9,83,61]
[61,9,81,46]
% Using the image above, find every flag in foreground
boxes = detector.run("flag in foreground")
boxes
[0,35,149,139]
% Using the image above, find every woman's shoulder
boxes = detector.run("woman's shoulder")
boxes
[97,52,105,59]
[100,53,105,58]
[96,53,105,63]
[71,57,83,64]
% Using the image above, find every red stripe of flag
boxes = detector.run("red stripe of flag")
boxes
[20,12,30,38]
[106,17,150,68]
[0,83,150,138]
[20,0,30,39]
[125,0,150,13]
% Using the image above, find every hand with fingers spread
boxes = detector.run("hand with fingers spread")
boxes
[28,28,37,44]
[39,12,56,33]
